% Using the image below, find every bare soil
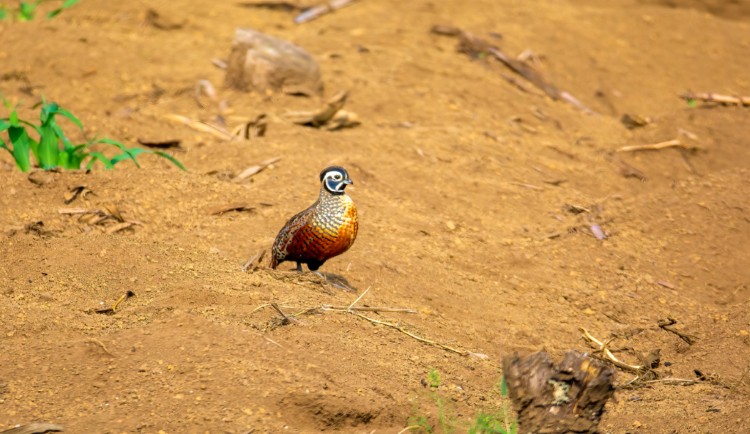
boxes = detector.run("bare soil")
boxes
[1,0,749,433]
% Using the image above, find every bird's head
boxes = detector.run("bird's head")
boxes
[320,166,353,195]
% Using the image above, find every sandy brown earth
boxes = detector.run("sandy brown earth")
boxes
[1,0,750,433]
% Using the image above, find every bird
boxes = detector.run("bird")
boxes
[270,166,358,272]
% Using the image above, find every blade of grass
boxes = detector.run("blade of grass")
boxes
[8,126,32,171]
[85,151,114,170]
[153,150,186,171]
[52,105,84,130]
[47,0,80,18]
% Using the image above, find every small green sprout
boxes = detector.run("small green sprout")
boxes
[0,98,185,172]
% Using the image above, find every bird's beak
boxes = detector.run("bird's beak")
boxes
[344,179,353,185]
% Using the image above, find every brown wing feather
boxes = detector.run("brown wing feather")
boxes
[270,202,317,268]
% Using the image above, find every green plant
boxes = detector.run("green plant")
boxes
[407,373,519,434]
[0,99,184,172]
[407,369,456,434]
[467,376,518,434]
[0,0,79,21]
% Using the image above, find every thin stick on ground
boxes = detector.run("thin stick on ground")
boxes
[580,328,643,372]
[347,286,370,311]
[351,311,486,358]
[271,303,297,325]
[680,92,750,107]
[617,139,696,153]
[657,317,697,345]
[431,25,595,114]
[250,292,485,358]
[321,305,416,313]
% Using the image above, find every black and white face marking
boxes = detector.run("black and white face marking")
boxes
[319,166,352,195]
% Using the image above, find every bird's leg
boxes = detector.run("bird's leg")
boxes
[296,262,303,272]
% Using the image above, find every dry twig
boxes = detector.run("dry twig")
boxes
[434,26,594,114]
[657,317,697,346]
[252,290,486,358]
[580,328,644,373]
[617,139,696,153]
[681,92,750,107]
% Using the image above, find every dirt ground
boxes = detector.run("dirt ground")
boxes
[1,0,749,433]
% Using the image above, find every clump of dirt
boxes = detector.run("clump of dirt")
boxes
[1,0,749,433]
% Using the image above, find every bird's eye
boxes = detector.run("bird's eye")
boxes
[333,174,342,180]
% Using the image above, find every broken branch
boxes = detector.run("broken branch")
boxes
[657,317,697,345]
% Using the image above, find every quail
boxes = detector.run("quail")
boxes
[271,166,358,272]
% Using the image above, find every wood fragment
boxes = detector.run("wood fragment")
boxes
[294,0,357,24]
[271,303,298,325]
[237,1,301,11]
[234,156,281,182]
[455,29,594,113]
[502,351,615,434]
[680,92,750,107]
[0,423,64,434]
[320,305,416,314]
[617,139,695,153]
[164,114,233,140]
[252,294,485,358]
[137,138,182,149]
[58,208,103,216]
[285,91,349,127]
[580,328,644,373]
[105,221,141,234]
[657,317,697,346]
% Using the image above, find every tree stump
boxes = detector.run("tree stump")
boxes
[502,351,616,434]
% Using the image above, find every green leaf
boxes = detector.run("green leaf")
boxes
[110,147,145,168]
[0,136,8,151]
[18,1,37,21]
[54,106,84,130]
[37,123,60,169]
[57,150,71,169]
[51,122,75,151]
[500,376,508,398]
[85,152,114,170]
[8,126,32,172]
[427,369,441,388]
[9,109,19,126]
[0,119,10,132]
[153,150,186,171]
[40,101,58,124]
[0,7,7,20]
[47,0,80,18]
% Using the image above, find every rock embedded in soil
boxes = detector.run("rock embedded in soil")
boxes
[224,28,323,97]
